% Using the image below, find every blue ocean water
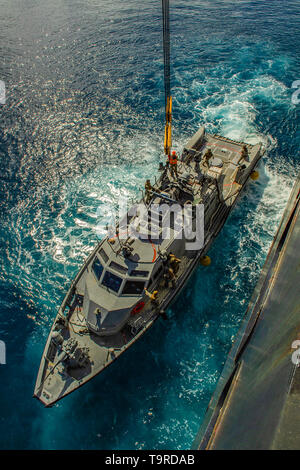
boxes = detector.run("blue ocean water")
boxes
[0,0,299,450]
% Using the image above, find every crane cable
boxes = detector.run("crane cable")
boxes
[162,0,172,157]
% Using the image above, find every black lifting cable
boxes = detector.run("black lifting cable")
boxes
[162,0,171,110]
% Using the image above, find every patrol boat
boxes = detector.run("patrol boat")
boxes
[34,0,263,406]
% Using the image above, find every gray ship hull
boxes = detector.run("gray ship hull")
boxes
[192,171,300,450]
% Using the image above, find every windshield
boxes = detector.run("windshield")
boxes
[130,269,149,278]
[110,261,127,275]
[102,271,123,293]
[99,248,109,263]
[92,257,104,281]
[123,280,145,295]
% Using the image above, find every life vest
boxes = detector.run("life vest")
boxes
[130,301,145,316]
[168,154,177,165]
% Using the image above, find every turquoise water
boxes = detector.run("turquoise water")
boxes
[0,0,299,449]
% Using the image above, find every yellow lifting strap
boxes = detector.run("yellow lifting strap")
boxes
[162,0,172,156]
[164,96,172,155]
[166,95,172,122]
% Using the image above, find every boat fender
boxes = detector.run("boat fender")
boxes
[130,301,145,316]
[200,255,211,266]
[250,170,259,180]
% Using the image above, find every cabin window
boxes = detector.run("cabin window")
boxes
[122,280,145,295]
[110,261,127,275]
[130,269,149,277]
[92,258,104,281]
[102,271,122,293]
[99,248,109,263]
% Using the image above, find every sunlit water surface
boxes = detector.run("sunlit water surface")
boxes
[0,0,299,449]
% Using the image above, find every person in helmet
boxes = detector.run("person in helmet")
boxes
[238,144,249,164]
[202,148,213,168]
[144,287,159,306]
[168,253,181,274]
[145,179,153,203]
[162,267,176,288]
[168,150,178,178]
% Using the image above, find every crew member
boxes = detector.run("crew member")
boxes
[163,267,176,288]
[168,150,178,178]
[239,145,249,163]
[144,288,159,306]
[145,179,153,203]
[202,149,213,168]
[168,253,181,274]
